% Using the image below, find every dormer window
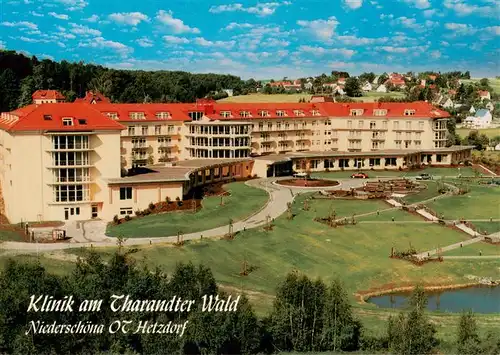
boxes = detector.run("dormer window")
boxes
[78,119,87,125]
[43,115,52,121]
[350,109,364,116]
[404,109,416,116]
[106,112,118,120]
[293,110,304,116]
[276,110,286,117]
[62,117,74,126]
[240,111,251,118]
[311,109,320,116]
[155,112,171,119]
[258,110,270,117]
[129,112,145,120]
[221,111,232,118]
[373,109,387,116]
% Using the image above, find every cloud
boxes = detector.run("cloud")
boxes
[444,22,478,35]
[18,36,49,43]
[222,22,254,31]
[30,11,44,17]
[194,37,236,48]
[336,35,389,45]
[41,54,55,60]
[440,40,450,46]
[84,15,99,22]
[136,37,154,47]
[69,23,101,36]
[380,14,394,20]
[1,21,38,30]
[422,9,436,17]
[297,16,339,42]
[109,12,149,26]
[261,38,290,47]
[56,0,88,11]
[485,26,500,36]
[401,0,430,9]
[209,2,291,16]
[0,41,5,49]
[376,45,429,53]
[443,0,499,18]
[298,45,356,58]
[49,12,69,20]
[79,37,133,56]
[156,10,200,34]
[328,61,355,68]
[390,17,438,33]
[430,50,441,59]
[163,35,190,44]
[344,0,363,9]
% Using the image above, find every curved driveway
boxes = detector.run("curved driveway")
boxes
[0,177,366,253]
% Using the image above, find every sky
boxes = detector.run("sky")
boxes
[1,0,499,79]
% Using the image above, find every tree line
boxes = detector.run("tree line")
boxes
[0,50,259,112]
[0,249,498,354]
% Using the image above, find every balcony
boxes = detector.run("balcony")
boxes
[49,161,91,168]
[49,176,92,185]
[132,143,148,149]
[47,144,91,152]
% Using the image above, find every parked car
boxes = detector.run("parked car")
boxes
[351,172,369,179]
[416,173,433,180]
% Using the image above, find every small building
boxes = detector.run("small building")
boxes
[485,101,494,112]
[463,109,493,128]
[32,90,66,104]
[376,84,387,93]
[372,76,379,84]
[362,82,372,91]
[74,91,111,104]
[304,81,313,90]
[479,90,491,101]
[469,105,476,114]
[223,89,234,97]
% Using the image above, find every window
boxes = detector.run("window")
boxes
[415,132,421,139]
[405,141,411,148]
[106,112,118,120]
[404,109,416,116]
[406,121,412,129]
[372,141,379,149]
[393,121,399,129]
[418,121,424,130]
[382,121,388,129]
[78,119,87,125]
[395,140,402,149]
[358,120,364,128]
[396,132,401,139]
[415,140,421,147]
[120,208,133,215]
[189,112,203,121]
[128,126,135,136]
[155,125,161,135]
[311,109,320,116]
[385,158,397,166]
[374,109,387,116]
[120,187,132,200]
[276,110,286,117]
[221,111,232,118]
[44,115,52,120]
[370,121,376,129]
[277,122,282,129]
[347,120,353,129]
[324,159,335,168]
[155,112,171,119]
[369,158,381,166]
[350,109,364,116]
[325,120,332,126]
[62,117,74,126]
[293,109,304,116]
[258,110,270,117]
[129,112,145,120]
[240,111,251,118]
[141,126,148,135]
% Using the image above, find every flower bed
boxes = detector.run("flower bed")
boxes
[276,178,339,187]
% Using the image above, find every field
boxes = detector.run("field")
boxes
[217,91,405,103]
[457,128,500,139]
[106,181,268,238]
[461,78,500,95]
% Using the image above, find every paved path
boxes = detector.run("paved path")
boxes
[415,236,485,260]
[0,177,365,253]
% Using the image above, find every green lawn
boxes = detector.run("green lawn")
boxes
[312,167,477,180]
[457,128,500,139]
[106,182,269,238]
[353,91,405,102]
[356,209,423,222]
[0,254,75,276]
[218,93,311,103]
[0,229,25,242]
[460,78,500,95]
[442,242,500,256]
[402,181,443,204]
[425,185,500,220]
[472,221,500,235]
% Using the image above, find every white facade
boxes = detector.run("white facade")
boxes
[376,84,387,93]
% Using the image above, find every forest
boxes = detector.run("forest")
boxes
[0,50,259,112]
[0,247,499,354]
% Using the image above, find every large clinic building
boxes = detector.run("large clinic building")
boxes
[0,90,472,223]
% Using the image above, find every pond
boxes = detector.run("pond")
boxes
[368,286,500,314]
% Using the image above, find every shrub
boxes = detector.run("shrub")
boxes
[113,215,120,225]
[148,202,155,210]
[166,196,171,204]
[325,168,330,172]
[135,210,142,217]
[124,215,132,221]
[142,209,151,216]
[176,197,182,206]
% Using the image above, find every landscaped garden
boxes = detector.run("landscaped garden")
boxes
[105,181,269,238]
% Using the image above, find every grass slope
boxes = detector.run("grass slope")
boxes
[457,128,500,139]
[106,182,268,238]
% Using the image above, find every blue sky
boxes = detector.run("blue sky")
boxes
[1,0,499,79]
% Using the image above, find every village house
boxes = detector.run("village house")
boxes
[362,82,373,91]
[479,90,491,101]
[464,109,493,128]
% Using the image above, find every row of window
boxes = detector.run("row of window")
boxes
[52,135,90,150]
[127,125,177,136]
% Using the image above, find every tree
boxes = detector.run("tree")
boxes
[387,286,438,354]
[463,131,490,150]
[0,68,20,112]
[345,77,362,97]
[358,72,376,84]
[446,118,461,146]
[17,76,35,108]
[456,310,481,354]
[378,73,389,85]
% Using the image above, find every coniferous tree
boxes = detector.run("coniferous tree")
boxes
[456,310,481,355]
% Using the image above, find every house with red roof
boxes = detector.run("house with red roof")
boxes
[74,91,112,104]
[478,90,491,101]
[32,90,66,104]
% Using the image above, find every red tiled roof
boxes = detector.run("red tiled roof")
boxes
[75,91,112,104]
[91,103,197,122]
[319,101,450,118]
[0,103,125,132]
[32,90,66,100]
[479,90,490,96]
